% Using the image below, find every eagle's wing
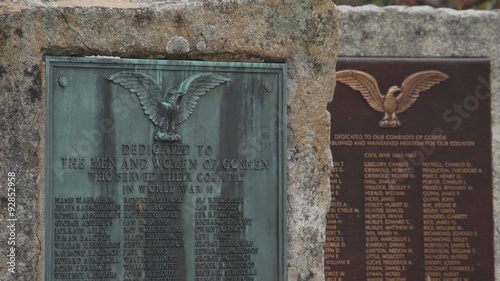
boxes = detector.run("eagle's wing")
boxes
[336,70,385,113]
[108,71,168,127]
[175,73,230,124]
[397,70,448,113]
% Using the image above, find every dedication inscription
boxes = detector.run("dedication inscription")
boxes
[46,57,286,280]
[325,58,493,281]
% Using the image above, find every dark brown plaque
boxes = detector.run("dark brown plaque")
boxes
[325,58,493,281]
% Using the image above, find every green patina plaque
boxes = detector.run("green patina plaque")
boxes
[45,57,286,281]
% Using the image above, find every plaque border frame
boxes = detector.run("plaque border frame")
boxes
[45,56,287,280]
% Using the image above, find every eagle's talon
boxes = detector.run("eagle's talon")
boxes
[390,120,401,128]
[154,131,166,141]
[169,133,181,142]
[379,120,388,127]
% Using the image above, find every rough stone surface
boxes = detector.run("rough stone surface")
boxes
[338,5,500,280]
[0,1,339,280]
[167,35,190,54]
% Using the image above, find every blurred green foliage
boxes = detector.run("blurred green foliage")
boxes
[334,0,500,9]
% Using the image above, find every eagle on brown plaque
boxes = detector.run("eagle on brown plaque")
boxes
[336,70,448,128]
[108,71,230,141]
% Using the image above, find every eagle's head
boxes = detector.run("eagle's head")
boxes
[166,90,186,105]
[387,86,401,97]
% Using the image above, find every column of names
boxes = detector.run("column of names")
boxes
[364,158,414,281]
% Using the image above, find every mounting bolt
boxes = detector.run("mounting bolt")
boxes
[264,81,272,92]
[58,75,69,87]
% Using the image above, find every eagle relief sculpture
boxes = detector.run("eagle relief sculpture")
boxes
[336,70,449,128]
[108,71,230,141]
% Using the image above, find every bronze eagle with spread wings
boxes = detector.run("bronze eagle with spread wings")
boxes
[108,71,230,141]
[336,70,449,128]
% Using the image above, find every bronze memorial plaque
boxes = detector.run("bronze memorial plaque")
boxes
[45,57,286,280]
[325,58,493,281]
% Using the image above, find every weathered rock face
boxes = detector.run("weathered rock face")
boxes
[0,1,338,280]
[338,5,500,280]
